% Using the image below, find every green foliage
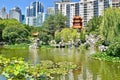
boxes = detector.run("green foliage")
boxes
[42,13,68,36]
[4,43,30,49]
[95,39,110,47]
[2,26,30,44]
[100,8,120,42]
[0,20,6,41]
[105,41,120,57]
[0,30,2,41]
[0,56,77,79]
[0,19,36,44]
[91,52,120,62]
[87,16,102,35]
[24,25,36,34]
[39,32,52,45]
[80,29,86,43]
[0,19,22,28]
[55,28,79,42]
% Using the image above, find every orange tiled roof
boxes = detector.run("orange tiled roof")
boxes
[72,26,82,29]
[74,16,82,19]
[32,32,39,36]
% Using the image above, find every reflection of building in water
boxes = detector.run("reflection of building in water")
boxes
[59,67,101,80]
[77,67,101,80]
[68,70,74,80]
[29,48,39,64]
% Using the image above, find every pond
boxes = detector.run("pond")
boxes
[0,48,120,80]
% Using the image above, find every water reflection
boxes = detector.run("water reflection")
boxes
[0,48,120,80]
[29,48,39,64]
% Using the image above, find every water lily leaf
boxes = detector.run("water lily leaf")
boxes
[2,72,10,78]
[30,78,34,80]
[16,65,20,70]
[19,60,24,64]
[14,71,19,76]
[8,78,12,80]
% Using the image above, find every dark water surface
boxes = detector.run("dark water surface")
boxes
[0,48,120,80]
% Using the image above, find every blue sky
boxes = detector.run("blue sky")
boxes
[0,0,79,14]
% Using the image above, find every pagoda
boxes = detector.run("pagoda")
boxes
[32,32,39,37]
[72,16,82,30]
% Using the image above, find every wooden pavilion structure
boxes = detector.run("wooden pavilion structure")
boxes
[32,32,39,37]
[72,16,82,32]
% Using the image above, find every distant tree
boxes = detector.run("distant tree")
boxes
[0,19,35,43]
[0,30,2,41]
[87,16,102,35]
[0,18,2,20]
[100,8,120,42]
[0,20,5,41]
[2,26,30,44]
[55,28,79,42]
[42,13,68,36]
[38,32,52,45]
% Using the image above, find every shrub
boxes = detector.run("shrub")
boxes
[106,42,120,57]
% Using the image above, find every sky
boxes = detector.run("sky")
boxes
[0,0,79,14]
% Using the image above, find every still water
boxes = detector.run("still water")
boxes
[0,48,120,80]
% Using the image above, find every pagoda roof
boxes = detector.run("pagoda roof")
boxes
[73,16,82,19]
[32,32,39,36]
[73,20,81,22]
[72,26,82,29]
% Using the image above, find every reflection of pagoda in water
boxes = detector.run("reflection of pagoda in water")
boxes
[72,16,82,31]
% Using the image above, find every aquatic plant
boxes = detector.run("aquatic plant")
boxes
[0,55,77,79]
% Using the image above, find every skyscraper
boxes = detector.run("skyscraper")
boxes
[79,0,98,26]
[54,1,79,27]
[46,7,55,15]
[25,1,44,27]
[55,0,118,27]
[0,7,8,19]
[61,0,70,2]
[22,15,25,24]
[79,0,110,26]
[109,0,119,7]
[9,6,22,22]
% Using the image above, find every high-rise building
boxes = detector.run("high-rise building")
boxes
[79,0,111,26]
[9,6,22,22]
[22,15,25,24]
[25,1,44,27]
[0,7,8,19]
[46,7,55,15]
[55,1,79,27]
[98,0,104,16]
[61,0,70,2]
[55,0,120,27]
[109,0,120,7]
[79,0,98,26]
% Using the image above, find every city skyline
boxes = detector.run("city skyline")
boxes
[0,0,79,14]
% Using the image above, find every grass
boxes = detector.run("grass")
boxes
[4,43,30,49]
[40,45,55,48]
[3,43,55,49]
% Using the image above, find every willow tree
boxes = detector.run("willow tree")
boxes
[87,16,102,35]
[100,8,120,42]
[55,28,79,42]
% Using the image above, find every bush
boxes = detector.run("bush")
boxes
[55,37,61,44]
[95,39,110,47]
[106,42,120,57]
[2,26,30,44]
[38,33,52,45]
